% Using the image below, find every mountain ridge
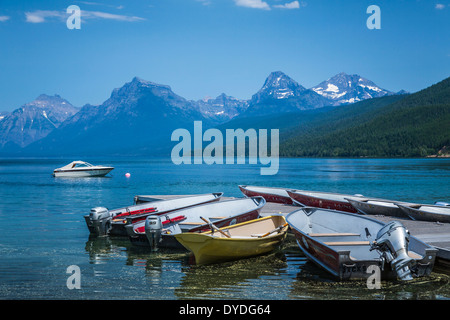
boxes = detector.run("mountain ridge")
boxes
[0,71,412,156]
[0,94,79,151]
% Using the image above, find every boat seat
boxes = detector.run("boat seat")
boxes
[324,241,371,246]
[309,233,360,237]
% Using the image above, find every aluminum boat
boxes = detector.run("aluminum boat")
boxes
[125,196,266,249]
[286,207,437,281]
[85,193,223,236]
[397,203,450,223]
[346,198,416,218]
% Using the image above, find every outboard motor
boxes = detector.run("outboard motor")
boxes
[370,221,415,281]
[89,207,113,236]
[145,215,163,251]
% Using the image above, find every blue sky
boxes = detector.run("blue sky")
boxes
[0,0,449,111]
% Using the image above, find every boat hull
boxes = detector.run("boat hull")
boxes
[397,204,450,223]
[346,198,413,218]
[175,215,288,265]
[239,185,294,205]
[287,190,359,213]
[126,197,265,248]
[286,207,436,281]
[53,168,113,177]
[85,193,223,236]
[109,193,223,236]
[290,228,391,280]
[128,210,261,248]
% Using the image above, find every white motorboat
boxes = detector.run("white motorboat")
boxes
[52,161,114,177]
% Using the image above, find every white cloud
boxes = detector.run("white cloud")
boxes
[274,1,307,9]
[76,1,103,5]
[435,4,446,9]
[234,0,271,10]
[25,10,63,23]
[0,16,10,22]
[25,9,145,23]
[77,2,125,10]
[196,0,212,5]
[83,11,145,22]
[234,0,306,10]
[273,1,301,9]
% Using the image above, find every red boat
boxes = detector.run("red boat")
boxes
[239,185,295,205]
[85,193,223,236]
[287,190,366,213]
[109,193,225,235]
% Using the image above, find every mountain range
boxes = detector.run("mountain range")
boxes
[0,94,78,152]
[2,71,447,158]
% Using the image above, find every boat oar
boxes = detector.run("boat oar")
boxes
[200,216,230,238]
[259,223,289,238]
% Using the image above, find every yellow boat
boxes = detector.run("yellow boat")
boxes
[174,215,289,265]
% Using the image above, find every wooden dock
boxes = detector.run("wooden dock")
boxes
[138,194,450,265]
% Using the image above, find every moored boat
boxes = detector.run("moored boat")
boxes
[346,198,416,218]
[53,161,114,178]
[85,193,223,236]
[287,190,365,213]
[239,185,296,205]
[396,203,450,223]
[286,207,437,281]
[125,196,266,249]
[175,215,289,265]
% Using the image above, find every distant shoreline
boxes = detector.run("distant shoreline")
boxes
[427,154,450,158]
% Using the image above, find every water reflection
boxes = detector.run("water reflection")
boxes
[290,270,450,300]
[84,234,450,300]
[85,235,129,264]
[175,251,291,299]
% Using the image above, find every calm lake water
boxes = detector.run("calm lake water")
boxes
[0,157,449,300]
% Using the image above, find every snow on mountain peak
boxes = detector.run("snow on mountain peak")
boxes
[312,72,392,105]
[253,71,307,101]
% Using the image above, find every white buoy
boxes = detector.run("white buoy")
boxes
[125,173,131,178]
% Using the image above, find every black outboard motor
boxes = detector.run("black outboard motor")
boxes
[145,215,163,251]
[88,207,113,236]
[370,221,415,281]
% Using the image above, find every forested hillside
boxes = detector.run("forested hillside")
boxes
[280,77,450,157]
